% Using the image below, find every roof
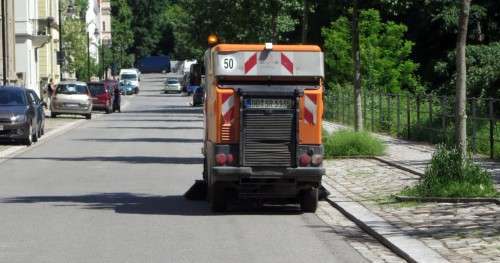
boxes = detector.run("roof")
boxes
[59,80,87,85]
[213,44,322,52]
[0,86,25,90]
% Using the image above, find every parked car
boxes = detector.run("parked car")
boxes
[192,86,205,106]
[50,81,93,119]
[119,69,140,94]
[163,78,182,93]
[88,81,114,113]
[120,80,135,95]
[136,56,170,73]
[0,86,45,146]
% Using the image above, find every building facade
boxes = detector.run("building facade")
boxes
[86,0,101,63]
[100,0,111,46]
[37,0,60,89]
[0,0,17,85]
[15,0,50,95]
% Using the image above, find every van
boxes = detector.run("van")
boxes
[119,69,140,94]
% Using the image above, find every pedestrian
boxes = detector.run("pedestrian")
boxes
[113,83,121,113]
[46,79,55,110]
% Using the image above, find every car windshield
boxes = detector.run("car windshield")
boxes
[88,85,106,96]
[0,89,26,106]
[167,79,179,84]
[121,74,137,80]
[57,84,88,95]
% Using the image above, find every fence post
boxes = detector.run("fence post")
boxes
[379,92,383,131]
[363,91,367,128]
[387,94,392,132]
[429,94,433,125]
[416,95,421,127]
[371,92,375,132]
[441,96,447,142]
[407,94,411,139]
[489,99,495,159]
[397,94,401,136]
[471,98,477,154]
[341,93,345,124]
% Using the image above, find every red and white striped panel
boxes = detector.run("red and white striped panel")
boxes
[221,93,235,124]
[304,94,317,125]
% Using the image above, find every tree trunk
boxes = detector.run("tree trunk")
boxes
[301,0,309,44]
[352,0,363,131]
[455,0,471,156]
[270,0,279,42]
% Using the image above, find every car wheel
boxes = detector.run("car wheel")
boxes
[51,112,57,118]
[300,187,319,213]
[105,106,111,114]
[32,126,39,143]
[85,114,92,120]
[24,123,33,146]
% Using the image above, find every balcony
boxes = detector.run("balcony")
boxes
[31,18,53,48]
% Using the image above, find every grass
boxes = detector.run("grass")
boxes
[400,145,498,198]
[323,130,385,158]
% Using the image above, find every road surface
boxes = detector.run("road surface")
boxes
[0,74,367,263]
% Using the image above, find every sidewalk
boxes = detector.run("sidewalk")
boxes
[323,121,500,262]
[323,121,500,190]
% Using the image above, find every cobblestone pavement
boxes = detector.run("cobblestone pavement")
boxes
[325,158,500,263]
[323,121,500,190]
[316,201,406,263]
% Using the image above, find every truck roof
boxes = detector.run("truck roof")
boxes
[213,44,321,52]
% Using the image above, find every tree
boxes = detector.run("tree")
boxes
[352,0,363,131]
[455,0,472,156]
[111,0,134,68]
[322,9,419,93]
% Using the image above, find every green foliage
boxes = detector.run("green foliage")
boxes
[111,0,134,68]
[323,130,385,157]
[401,145,497,197]
[435,42,500,98]
[322,9,420,93]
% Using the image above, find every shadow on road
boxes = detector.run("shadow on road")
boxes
[10,156,203,164]
[96,119,202,123]
[75,137,203,143]
[124,108,202,114]
[90,126,203,130]
[1,193,303,216]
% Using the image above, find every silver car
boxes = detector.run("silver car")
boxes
[50,81,93,119]
[163,78,182,93]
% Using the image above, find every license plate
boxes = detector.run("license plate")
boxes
[0,125,3,131]
[246,98,292,109]
[65,103,79,107]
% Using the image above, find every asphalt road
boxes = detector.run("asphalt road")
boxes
[0,74,367,263]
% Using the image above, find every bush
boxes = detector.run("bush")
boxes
[323,130,385,157]
[401,145,498,198]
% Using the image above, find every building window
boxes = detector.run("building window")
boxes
[103,22,106,32]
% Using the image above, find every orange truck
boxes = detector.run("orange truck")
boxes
[202,42,325,212]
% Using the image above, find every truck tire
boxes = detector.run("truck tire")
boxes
[300,187,318,213]
[209,183,227,212]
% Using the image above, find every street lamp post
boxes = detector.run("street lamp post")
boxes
[87,32,90,82]
[1,0,8,85]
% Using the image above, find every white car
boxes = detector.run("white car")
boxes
[119,69,140,93]
[163,78,182,93]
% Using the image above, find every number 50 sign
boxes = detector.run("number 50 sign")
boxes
[219,56,237,72]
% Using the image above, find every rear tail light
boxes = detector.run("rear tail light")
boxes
[299,154,312,167]
[226,154,234,165]
[215,153,227,166]
[311,154,323,166]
